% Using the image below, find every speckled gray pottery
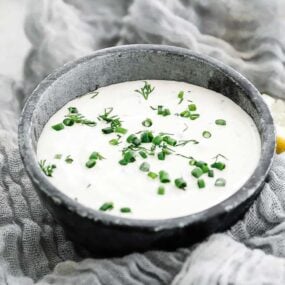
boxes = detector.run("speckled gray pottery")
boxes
[19,45,275,256]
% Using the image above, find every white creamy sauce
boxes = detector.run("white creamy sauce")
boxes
[37,80,261,219]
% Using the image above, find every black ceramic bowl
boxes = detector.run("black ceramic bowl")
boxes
[19,45,275,256]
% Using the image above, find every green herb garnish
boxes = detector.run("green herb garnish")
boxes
[148,172,158,179]
[120,207,131,213]
[202,131,211,139]
[152,135,163,146]
[177,91,184,104]
[159,170,171,183]
[215,178,226,187]
[157,105,171,116]
[139,162,150,172]
[215,119,226,126]
[141,131,154,143]
[175,178,187,190]
[188,104,197,111]
[198,179,206,188]
[65,155,73,164]
[52,123,65,131]
[139,150,148,159]
[54,154,62,160]
[86,151,104,168]
[191,167,203,178]
[99,202,114,211]
[142,118,152,127]
[39,160,56,177]
[102,127,114,134]
[109,135,122,146]
[157,186,165,195]
[189,114,200,120]
[135,81,155,100]
[86,159,96,168]
[211,162,226,170]
[208,169,214,177]
[163,136,177,146]
[63,118,74,126]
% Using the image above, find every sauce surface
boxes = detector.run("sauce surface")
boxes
[37,80,261,219]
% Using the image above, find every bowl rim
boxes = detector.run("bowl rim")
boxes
[18,44,276,231]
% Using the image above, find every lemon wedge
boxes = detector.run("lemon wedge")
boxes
[263,94,285,154]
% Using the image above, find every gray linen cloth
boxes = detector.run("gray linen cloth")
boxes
[1,0,285,284]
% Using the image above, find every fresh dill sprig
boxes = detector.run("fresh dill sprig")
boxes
[135,81,155,100]
[39,160,56,177]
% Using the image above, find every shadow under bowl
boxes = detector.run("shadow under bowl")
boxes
[18,44,275,256]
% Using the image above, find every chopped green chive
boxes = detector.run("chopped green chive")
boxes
[175,178,187,190]
[163,136,177,146]
[142,118,152,127]
[89,152,104,160]
[153,135,163,145]
[215,178,226,187]
[141,131,154,143]
[63,118,74,126]
[65,155,73,164]
[139,162,150,172]
[189,159,196,166]
[202,131,211,139]
[148,172,158,179]
[208,170,214,177]
[200,164,209,173]
[189,114,200,120]
[211,162,226,170]
[102,127,114,134]
[157,186,165,195]
[177,91,184,104]
[39,160,56,177]
[195,161,207,168]
[109,135,121,145]
[127,134,137,143]
[157,151,166,160]
[215,119,226,126]
[86,159,96,168]
[159,170,171,183]
[198,179,206,189]
[188,104,197,111]
[180,110,191,118]
[54,154,62,160]
[157,105,171,116]
[119,159,128,166]
[135,81,155,100]
[139,150,147,159]
[52,123,64,131]
[99,202,114,211]
[68,107,78,113]
[115,127,128,134]
[191,167,204,178]
[120,207,131,213]
[119,151,136,165]
[86,151,104,168]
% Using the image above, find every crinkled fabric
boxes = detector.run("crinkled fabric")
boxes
[0,0,285,284]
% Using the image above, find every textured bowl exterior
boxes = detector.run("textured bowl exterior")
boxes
[18,45,275,256]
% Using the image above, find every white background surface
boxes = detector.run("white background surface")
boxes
[0,0,30,81]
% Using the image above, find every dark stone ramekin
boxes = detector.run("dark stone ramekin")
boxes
[18,45,275,256]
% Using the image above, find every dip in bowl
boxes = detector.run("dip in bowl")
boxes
[19,45,275,256]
